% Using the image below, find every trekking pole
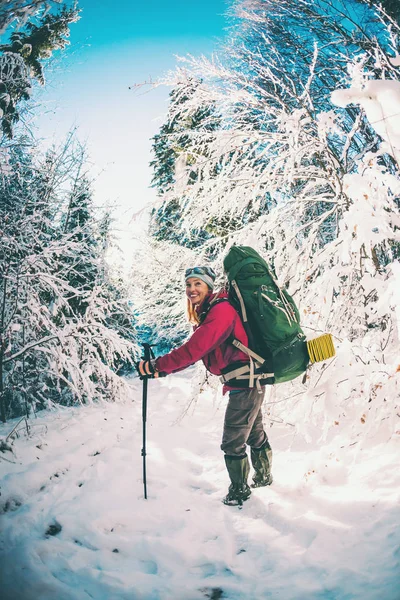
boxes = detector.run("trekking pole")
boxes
[141,343,151,500]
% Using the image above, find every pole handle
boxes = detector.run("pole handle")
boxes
[142,343,155,362]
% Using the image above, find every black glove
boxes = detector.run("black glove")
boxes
[135,359,157,379]
[135,359,167,379]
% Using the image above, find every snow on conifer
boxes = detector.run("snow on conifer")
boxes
[142,0,400,444]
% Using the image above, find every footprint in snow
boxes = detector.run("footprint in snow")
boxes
[45,521,62,537]
[74,538,98,551]
[1,497,22,514]
[49,468,69,481]
[200,587,224,599]
[191,563,217,578]
[189,484,217,495]
[139,560,158,574]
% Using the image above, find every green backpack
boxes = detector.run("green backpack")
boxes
[222,246,310,386]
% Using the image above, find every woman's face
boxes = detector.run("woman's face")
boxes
[186,277,210,306]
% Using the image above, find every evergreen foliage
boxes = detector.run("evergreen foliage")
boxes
[0,1,137,423]
[149,78,219,247]
[0,135,137,422]
[0,4,79,137]
[0,1,63,34]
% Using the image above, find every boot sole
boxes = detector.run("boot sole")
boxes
[222,492,252,506]
[222,498,250,506]
[251,476,273,489]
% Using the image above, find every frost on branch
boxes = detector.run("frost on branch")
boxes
[0,3,79,138]
[0,136,137,422]
[144,0,400,443]
[131,237,206,355]
[332,79,400,165]
[0,2,62,35]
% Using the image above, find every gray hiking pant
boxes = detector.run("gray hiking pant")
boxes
[221,387,268,456]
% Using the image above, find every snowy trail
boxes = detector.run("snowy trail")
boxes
[0,372,399,600]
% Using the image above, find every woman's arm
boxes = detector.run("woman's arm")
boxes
[155,302,237,374]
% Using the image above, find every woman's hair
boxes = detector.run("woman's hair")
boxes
[186,298,201,325]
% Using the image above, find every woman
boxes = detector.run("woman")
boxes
[137,266,273,506]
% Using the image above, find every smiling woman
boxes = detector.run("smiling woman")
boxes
[137,262,274,507]
[185,266,217,317]
[186,277,210,313]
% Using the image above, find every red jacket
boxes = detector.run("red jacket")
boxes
[155,291,249,388]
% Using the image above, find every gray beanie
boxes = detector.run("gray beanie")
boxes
[185,266,216,290]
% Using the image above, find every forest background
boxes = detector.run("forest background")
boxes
[0,0,399,450]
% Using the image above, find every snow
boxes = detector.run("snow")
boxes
[389,55,400,68]
[331,80,400,161]
[1,371,399,600]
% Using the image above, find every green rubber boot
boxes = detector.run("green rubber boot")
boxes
[223,454,251,506]
[251,440,273,488]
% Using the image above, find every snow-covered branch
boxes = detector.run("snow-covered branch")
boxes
[143,0,400,443]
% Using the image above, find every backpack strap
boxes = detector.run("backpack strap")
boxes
[231,280,248,323]
[198,295,229,324]
[230,337,265,365]
[220,360,275,391]
[220,341,275,392]
[199,296,276,390]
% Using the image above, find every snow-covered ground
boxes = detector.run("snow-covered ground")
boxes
[0,371,399,600]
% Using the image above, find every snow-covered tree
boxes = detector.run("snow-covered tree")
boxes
[143,0,400,442]
[0,3,79,137]
[0,1,63,34]
[150,78,220,247]
[0,136,137,422]
[131,237,199,356]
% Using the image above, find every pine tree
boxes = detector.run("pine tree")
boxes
[0,136,136,422]
[0,5,79,138]
[0,1,62,34]
[61,176,99,316]
[149,78,219,247]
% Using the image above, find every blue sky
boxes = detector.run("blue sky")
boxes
[35,0,230,258]
[70,0,229,46]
